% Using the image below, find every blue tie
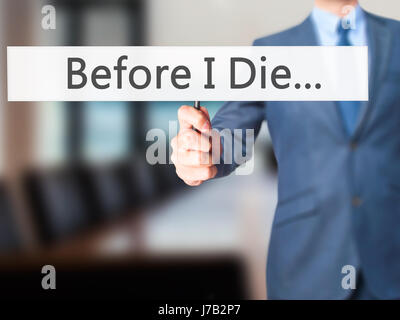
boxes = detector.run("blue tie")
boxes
[336,23,361,136]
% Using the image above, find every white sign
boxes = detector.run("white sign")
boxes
[7,46,368,101]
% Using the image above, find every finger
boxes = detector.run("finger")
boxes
[175,149,214,166]
[173,129,211,152]
[200,106,210,121]
[176,165,217,181]
[171,149,213,167]
[183,179,203,187]
[178,105,211,132]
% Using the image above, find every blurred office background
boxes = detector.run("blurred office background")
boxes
[0,0,399,300]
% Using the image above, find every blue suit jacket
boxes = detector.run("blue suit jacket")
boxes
[212,10,400,299]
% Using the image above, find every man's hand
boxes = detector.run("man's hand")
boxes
[171,105,220,186]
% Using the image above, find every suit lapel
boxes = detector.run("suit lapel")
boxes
[299,16,349,140]
[353,11,392,139]
[296,16,319,46]
[293,11,391,140]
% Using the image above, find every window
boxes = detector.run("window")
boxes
[34,1,143,165]
[83,102,130,162]
[35,102,67,166]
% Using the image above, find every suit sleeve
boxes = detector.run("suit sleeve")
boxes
[211,100,266,178]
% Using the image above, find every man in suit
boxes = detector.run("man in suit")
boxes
[170,0,400,299]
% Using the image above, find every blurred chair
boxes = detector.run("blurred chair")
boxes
[155,163,188,195]
[24,168,91,243]
[0,181,21,253]
[77,163,130,222]
[117,157,159,208]
[118,157,187,209]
